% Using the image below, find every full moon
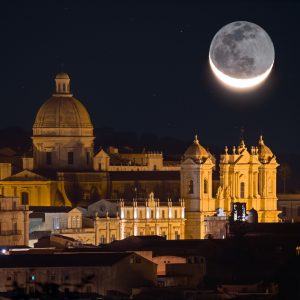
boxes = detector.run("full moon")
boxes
[209,21,274,89]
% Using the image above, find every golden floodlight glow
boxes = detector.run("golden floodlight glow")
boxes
[209,55,273,89]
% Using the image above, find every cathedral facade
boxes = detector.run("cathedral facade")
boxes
[181,136,279,239]
[0,73,280,242]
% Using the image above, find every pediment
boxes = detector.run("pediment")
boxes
[234,149,251,164]
[2,169,49,181]
[94,149,109,158]
[88,199,118,217]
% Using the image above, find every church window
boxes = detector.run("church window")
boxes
[46,152,52,165]
[162,210,165,219]
[68,152,74,165]
[21,192,29,205]
[240,182,245,199]
[126,210,130,219]
[139,210,142,219]
[204,179,208,194]
[188,180,194,194]
[174,210,178,219]
[151,210,154,219]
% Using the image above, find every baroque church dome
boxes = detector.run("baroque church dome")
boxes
[258,135,273,162]
[184,135,209,160]
[33,73,93,135]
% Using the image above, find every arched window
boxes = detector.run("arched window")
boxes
[204,179,208,194]
[151,210,154,219]
[21,192,29,205]
[188,180,194,194]
[174,210,178,219]
[240,182,245,199]
[162,210,165,219]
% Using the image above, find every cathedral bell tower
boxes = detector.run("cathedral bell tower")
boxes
[180,136,215,239]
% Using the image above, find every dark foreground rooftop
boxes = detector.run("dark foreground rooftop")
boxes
[0,252,131,268]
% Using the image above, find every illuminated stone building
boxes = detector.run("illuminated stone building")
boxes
[180,136,215,239]
[0,73,280,242]
[0,73,179,208]
[55,192,185,245]
[218,137,279,224]
[181,135,280,239]
[0,196,29,246]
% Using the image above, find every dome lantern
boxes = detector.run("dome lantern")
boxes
[54,72,71,96]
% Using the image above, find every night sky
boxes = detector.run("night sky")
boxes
[1,1,299,153]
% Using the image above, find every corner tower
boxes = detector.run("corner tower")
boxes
[180,136,215,239]
[32,73,95,171]
[257,135,279,222]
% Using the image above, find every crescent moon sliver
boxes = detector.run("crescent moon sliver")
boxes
[209,55,274,89]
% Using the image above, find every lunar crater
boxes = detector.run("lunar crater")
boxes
[210,21,274,80]
[209,21,274,89]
